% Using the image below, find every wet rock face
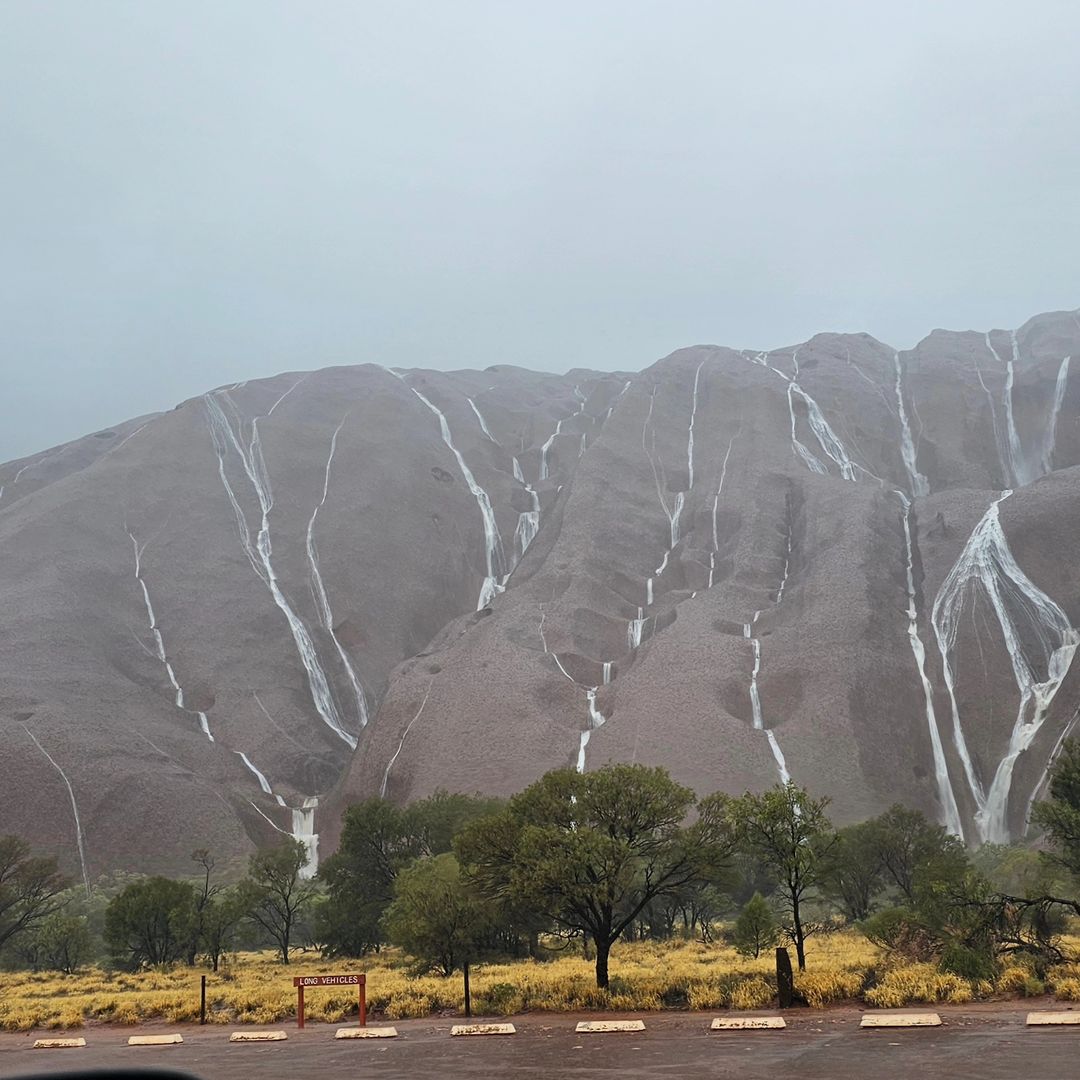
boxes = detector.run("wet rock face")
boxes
[2,308,1079,876]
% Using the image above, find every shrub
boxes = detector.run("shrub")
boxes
[998,965,1044,996]
[860,908,936,962]
[732,894,778,959]
[939,942,996,982]
[474,982,522,1016]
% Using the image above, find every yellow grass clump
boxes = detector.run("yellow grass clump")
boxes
[1046,962,1080,1001]
[2,931,1077,1030]
[0,935,880,1030]
[864,963,973,1008]
[795,969,866,1008]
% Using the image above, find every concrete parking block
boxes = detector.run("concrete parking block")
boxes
[860,1013,941,1028]
[1027,1012,1080,1026]
[711,1016,786,1031]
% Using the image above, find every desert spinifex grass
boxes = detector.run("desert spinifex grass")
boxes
[1,932,1078,1030]
[0,935,866,1029]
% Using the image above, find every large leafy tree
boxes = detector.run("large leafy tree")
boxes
[456,765,734,988]
[104,877,196,968]
[384,853,494,977]
[0,836,69,953]
[238,838,318,964]
[872,804,968,903]
[821,820,884,922]
[318,791,502,957]
[14,912,93,974]
[728,783,835,971]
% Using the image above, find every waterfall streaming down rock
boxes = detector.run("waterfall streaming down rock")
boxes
[205,390,357,748]
[894,353,930,497]
[292,797,319,879]
[931,491,1079,842]
[401,383,506,609]
[897,492,963,837]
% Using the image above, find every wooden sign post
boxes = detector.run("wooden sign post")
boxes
[293,974,366,1029]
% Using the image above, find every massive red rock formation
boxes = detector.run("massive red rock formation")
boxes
[2,307,1078,880]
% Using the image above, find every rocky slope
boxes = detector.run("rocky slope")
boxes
[2,308,1078,882]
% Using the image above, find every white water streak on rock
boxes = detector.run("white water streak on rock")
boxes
[708,434,737,588]
[1002,331,1028,486]
[292,797,319,879]
[235,751,319,875]
[787,382,828,475]
[894,353,930,497]
[987,331,1071,487]
[790,384,858,481]
[576,687,608,773]
[766,732,791,784]
[22,726,90,894]
[249,800,290,834]
[235,751,278,799]
[512,456,541,561]
[306,418,369,728]
[1040,356,1071,477]
[606,379,633,419]
[540,386,590,480]
[204,390,356,749]
[687,361,704,490]
[381,683,434,798]
[467,398,498,443]
[539,606,608,769]
[897,492,963,837]
[931,490,1079,842]
[126,527,214,741]
[400,382,506,609]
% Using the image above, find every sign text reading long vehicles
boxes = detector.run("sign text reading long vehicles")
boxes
[293,975,364,987]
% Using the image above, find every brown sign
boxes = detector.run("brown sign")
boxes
[294,974,368,1030]
[293,974,365,987]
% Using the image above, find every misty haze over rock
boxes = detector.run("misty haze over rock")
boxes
[1,306,1078,882]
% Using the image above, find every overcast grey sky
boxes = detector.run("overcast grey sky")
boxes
[2,1,1078,461]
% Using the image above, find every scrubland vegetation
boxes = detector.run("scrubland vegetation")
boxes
[6,741,1080,1030]
[5,934,1080,1030]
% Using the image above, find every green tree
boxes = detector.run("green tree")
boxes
[16,911,92,980]
[729,783,835,971]
[456,765,735,989]
[732,892,778,958]
[384,853,493,977]
[973,843,1067,897]
[0,836,70,954]
[318,791,503,957]
[873,804,968,904]
[104,877,196,968]
[821,820,884,921]
[1033,739,1080,878]
[239,839,318,964]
